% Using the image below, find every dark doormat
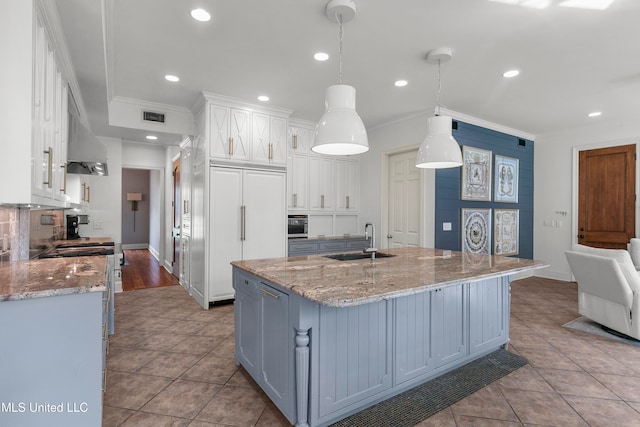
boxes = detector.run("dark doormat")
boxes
[330,348,527,427]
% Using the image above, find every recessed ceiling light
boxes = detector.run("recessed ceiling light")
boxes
[165,75,179,82]
[502,70,520,78]
[314,52,329,61]
[257,95,269,102]
[394,80,408,87]
[190,8,211,21]
[588,111,602,118]
[146,135,158,140]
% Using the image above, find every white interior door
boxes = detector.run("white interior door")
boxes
[388,150,421,248]
[243,170,286,260]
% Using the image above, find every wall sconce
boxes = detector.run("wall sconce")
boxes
[126,193,142,231]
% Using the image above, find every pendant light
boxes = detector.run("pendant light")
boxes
[313,0,369,156]
[415,48,463,169]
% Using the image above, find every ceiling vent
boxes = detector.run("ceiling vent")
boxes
[142,110,166,123]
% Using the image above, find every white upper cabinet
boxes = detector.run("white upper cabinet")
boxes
[309,156,334,211]
[209,105,250,162]
[1,2,70,207]
[335,159,359,211]
[287,125,314,155]
[204,94,292,167]
[252,113,287,166]
[287,154,308,211]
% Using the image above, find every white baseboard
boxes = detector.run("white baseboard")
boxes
[121,243,148,250]
[148,245,160,261]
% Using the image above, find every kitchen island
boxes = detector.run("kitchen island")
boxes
[0,256,113,427]
[232,247,546,427]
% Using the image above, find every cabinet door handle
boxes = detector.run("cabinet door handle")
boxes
[240,205,246,241]
[82,183,86,202]
[87,186,90,203]
[43,147,53,188]
[321,194,325,209]
[292,134,298,150]
[293,193,297,208]
[60,163,67,193]
[346,195,350,209]
[229,137,234,156]
[260,288,280,299]
[184,200,188,214]
[268,143,273,160]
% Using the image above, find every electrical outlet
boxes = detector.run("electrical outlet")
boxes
[443,222,452,231]
[93,221,104,229]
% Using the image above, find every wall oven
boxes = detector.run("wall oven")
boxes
[288,215,308,238]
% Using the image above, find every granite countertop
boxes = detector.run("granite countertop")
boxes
[232,247,547,307]
[0,256,108,302]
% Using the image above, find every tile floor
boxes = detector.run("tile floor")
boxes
[103,277,640,426]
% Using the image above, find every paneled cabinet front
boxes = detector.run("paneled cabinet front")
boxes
[233,273,294,420]
[309,156,334,211]
[252,114,287,166]
[209,167,286,303]
[208,104,288,166]
[209,105,250,162]
[1,6,69,207]
[287,154,308,210]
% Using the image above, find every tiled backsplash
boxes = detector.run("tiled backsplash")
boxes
[0,207,65,263]
[0,207,20,262]
[29,210,65,249]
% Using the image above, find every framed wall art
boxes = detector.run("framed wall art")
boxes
[461,146,492,201]
[494,155,519,203]
[461,208,491,255]
[494,209,519,256]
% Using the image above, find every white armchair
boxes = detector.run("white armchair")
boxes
[565,244,640,340]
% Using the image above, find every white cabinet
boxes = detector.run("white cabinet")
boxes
[209,102,289,166]
[287,154,308,210]
[1,3,70,207]
[209,105,251,162]
[209,167,286,302]
[288,125,314,155]
[309,156,334,211]
[335,160,359,211]
[252,114,287,166]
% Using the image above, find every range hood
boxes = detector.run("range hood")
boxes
[67,115,109,176]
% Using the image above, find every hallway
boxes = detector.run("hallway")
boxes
[122,249,180,291]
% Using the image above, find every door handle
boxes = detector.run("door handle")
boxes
[292,134,298,150]
[260,288,279,299]
[60,163,67,193]
[43,147,53,188]
[387,234,393,239]
[229,137,234,156]
[578,234,585,239]
[240,205,246,241]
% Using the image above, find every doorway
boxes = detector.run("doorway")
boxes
[577,144,636,248]
[386,149,422,248]
[172,157,181,278]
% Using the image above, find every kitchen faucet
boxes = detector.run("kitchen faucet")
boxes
[364,223,377,259]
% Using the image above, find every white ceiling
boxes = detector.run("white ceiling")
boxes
[54,0,640,147]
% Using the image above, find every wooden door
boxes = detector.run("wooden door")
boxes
[387,150,421,248]
[172,158,181,277]
[578,144,635,248]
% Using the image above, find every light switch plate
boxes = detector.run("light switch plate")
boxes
[443,222,452,231]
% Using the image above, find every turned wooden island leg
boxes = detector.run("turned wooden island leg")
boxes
[295,328,310,427]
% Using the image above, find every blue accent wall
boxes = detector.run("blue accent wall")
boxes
[434,121,534,259]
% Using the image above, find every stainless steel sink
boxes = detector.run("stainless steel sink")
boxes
[324,252,396,261]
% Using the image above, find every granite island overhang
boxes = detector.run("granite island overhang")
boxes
[231,247,547,427]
